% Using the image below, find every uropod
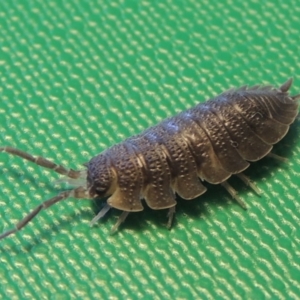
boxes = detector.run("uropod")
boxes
[0,78,299,240]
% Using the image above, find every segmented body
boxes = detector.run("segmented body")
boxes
[86,79,299,213]
[0,79,299,239]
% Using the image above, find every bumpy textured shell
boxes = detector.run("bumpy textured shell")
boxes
[86,79,299,212]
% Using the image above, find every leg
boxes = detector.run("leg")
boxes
[90,203,111,226]
[221,181,247,210]
[0,186,89,240]
[236,173,261,196]
[0,146,81,178]
[266,152,288,163]
[167,206,176,229]
[110,211,130,234]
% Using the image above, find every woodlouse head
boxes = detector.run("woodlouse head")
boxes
[86,154,115,199]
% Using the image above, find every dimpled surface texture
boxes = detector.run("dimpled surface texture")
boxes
[0,0,299,299]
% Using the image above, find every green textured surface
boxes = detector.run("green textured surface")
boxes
[0,0,300,299]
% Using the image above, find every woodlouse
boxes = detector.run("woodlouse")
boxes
[0,78,299,239]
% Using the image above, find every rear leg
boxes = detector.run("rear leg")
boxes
[0,146,81,179]
[235,151,290,197]
[221,181,247,209]
[266,152,288,163]
[0,186,90,240]
[224,150,290,209]
[236,173,261,196]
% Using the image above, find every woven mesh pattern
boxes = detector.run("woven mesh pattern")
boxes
[0,0,300,299]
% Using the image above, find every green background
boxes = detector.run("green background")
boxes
[0,0,299,299]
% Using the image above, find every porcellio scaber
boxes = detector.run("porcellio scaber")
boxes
[0,78,299,239]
